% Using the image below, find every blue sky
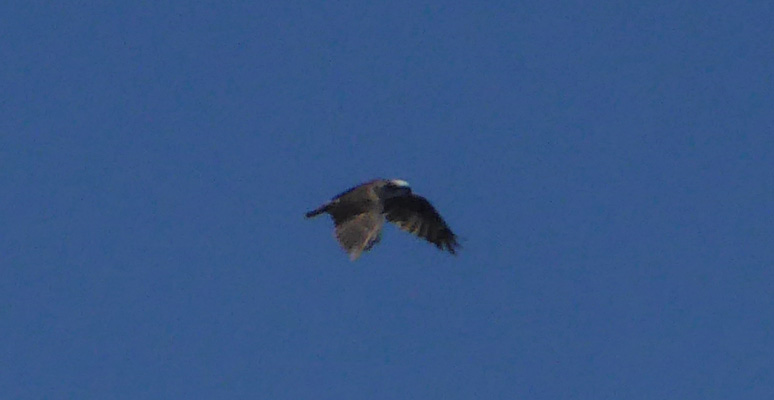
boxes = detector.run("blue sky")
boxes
[2,1,773,398]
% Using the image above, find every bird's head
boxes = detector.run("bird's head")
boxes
[382,179,412,198]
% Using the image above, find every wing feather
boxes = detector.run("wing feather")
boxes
[384,195,460,254]
[334,212,384,260]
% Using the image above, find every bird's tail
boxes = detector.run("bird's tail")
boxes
[305,204,329,218]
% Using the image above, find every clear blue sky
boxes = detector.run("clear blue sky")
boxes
[2,1,773,399]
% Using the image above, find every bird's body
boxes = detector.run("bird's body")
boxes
[306,179,460,260]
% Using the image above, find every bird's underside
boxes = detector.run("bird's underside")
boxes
[305,179,460,260]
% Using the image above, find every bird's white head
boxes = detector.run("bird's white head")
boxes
[382,179,412,198]
[390,179,410,188]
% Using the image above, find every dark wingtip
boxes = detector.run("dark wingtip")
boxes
[447,242,460,255]
[446,234,462,255]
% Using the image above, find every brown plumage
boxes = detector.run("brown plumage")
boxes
[305,179,460,260]
[384,195,459,254]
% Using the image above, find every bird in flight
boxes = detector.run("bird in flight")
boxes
[305,179,460,260]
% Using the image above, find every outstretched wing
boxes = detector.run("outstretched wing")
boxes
[384,194,460,254]
[334,212,384,261]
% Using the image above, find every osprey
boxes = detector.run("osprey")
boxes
[305,179,460,260]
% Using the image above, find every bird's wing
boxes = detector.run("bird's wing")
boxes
[334,212,384,261]
[328,199,372,225]
[384,194,460,254]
